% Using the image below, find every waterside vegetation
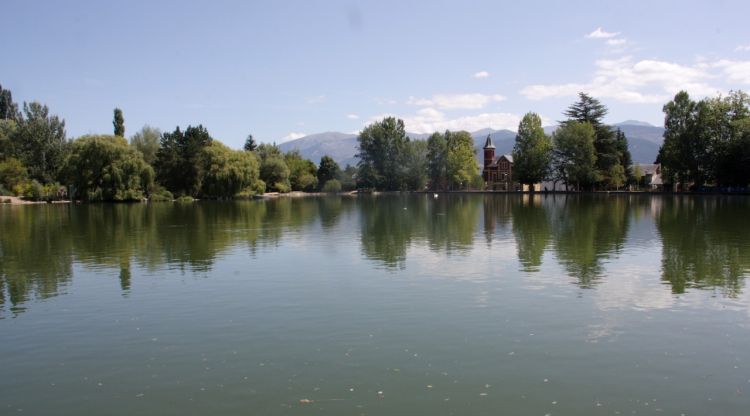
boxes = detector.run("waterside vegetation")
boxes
[1,82,749,202]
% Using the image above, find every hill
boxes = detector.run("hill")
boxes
[276,121,665,167]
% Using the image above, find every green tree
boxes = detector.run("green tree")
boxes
[0,119,17,159]
[11,102,67,183]
[155,125,213,196]
[60,135,154,201]
[130,125,161,165]
[426,131,448,190]
[356,117,409,190]
[512,112,552,190]
[317,155,341,188]
[0,157,28,191]
[339,164,357,191]
[285,150,318,191]
[113,108,125,137]
[633,164,644,188]
[199,141,261,198]
[0,84,19,121]
[445,130,477,189]
[564,93,624,188]
[244,134,257,152]
[552,121,598,190]
[615,128,633,183]
[403,139,428,191]
[256,143,290,192]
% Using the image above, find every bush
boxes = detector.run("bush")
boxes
[322,179,342,193]
[0,157,28,191]
[176,195,195,203]
[273,181,290,193]
[149,193,172,202]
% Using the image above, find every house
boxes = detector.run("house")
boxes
[638,164,663,190]
[482,135,517,191]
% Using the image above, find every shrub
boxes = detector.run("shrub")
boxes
[322,179,342,193]
[273,181,290,193]
[149,193,172,202]
[176,195,194,203]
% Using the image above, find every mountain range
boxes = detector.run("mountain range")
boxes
[278,121,664,167]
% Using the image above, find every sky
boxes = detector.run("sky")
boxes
[2,0,750,148]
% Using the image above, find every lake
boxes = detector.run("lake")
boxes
[1,194,750,415]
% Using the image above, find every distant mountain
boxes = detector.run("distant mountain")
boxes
[277,120,665,167]
[278,132,358,167]
[616,120,655,127]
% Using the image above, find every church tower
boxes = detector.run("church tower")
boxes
[483,135,495,181]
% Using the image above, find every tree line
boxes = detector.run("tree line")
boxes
[3,81,749,200]
[355,93,635,192]
[0,84,354,201]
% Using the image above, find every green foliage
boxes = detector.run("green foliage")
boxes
[552,121,598,190]
[130,125,161,165]
[0,157,28,191]
[199,141,261,198]
[322,179,342,193]
[243,134,257,152]
[260,156,290,192]
[176,195,194,203]
[403,139,428,191]
[19,180,63,201]
[445,130,477,189]
[113,108,125,137]
[512,112,552,187]
[155,125,212,197]
[658,90,750,187]
[0,119,17,159]
[426,132,448,189]
[356,117,410,190]
[60,135,154,201]
[149,186,173,202]
[10,102,67,183]
[565,93,628,188]
[285,150,318,191]
[0,84,20,121]
[607,163,626,189]
[339,164,357,191]
[633,164,644,187]
[317,155,340,188]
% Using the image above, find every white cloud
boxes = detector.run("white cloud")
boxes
[713,59,750,84]
[306,95,326,104]
[473,70,490,79]
[520,56,721,103]
[368,108,521,134]
[736,44,750,52]
[346,113,360,120]
[280,132,306,142]
[586,27,620,39]
[406,93,506,110]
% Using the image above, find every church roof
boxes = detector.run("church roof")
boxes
[483,135,495,149]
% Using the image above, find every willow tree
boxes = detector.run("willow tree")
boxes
[61,135,154,201]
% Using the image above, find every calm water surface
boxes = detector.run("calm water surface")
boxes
[1,195,750,415]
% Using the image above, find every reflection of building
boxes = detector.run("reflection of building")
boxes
[482,135,516,191]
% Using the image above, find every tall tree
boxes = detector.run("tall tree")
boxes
[356,117,409,190]
[403,139,429,191]
[244,134,257,152]
[130,125,161,165]
[12,102,67,183]
[552,121,597,190]
[564,93,624,188]
[317,155,341,188]
[615,128,633,183]
[0,84,19,121]
[155,125,213,196]
[426,132,448,190]
[113,108,125,137]
[512,112,552,190]
[445,130,477,190]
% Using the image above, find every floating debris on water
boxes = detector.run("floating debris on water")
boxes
[299,399,313,404]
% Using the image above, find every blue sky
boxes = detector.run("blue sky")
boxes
[3,0,750,147]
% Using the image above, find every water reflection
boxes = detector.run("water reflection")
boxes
[2,194,750,316]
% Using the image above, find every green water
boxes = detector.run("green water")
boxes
[1,194,750,415]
